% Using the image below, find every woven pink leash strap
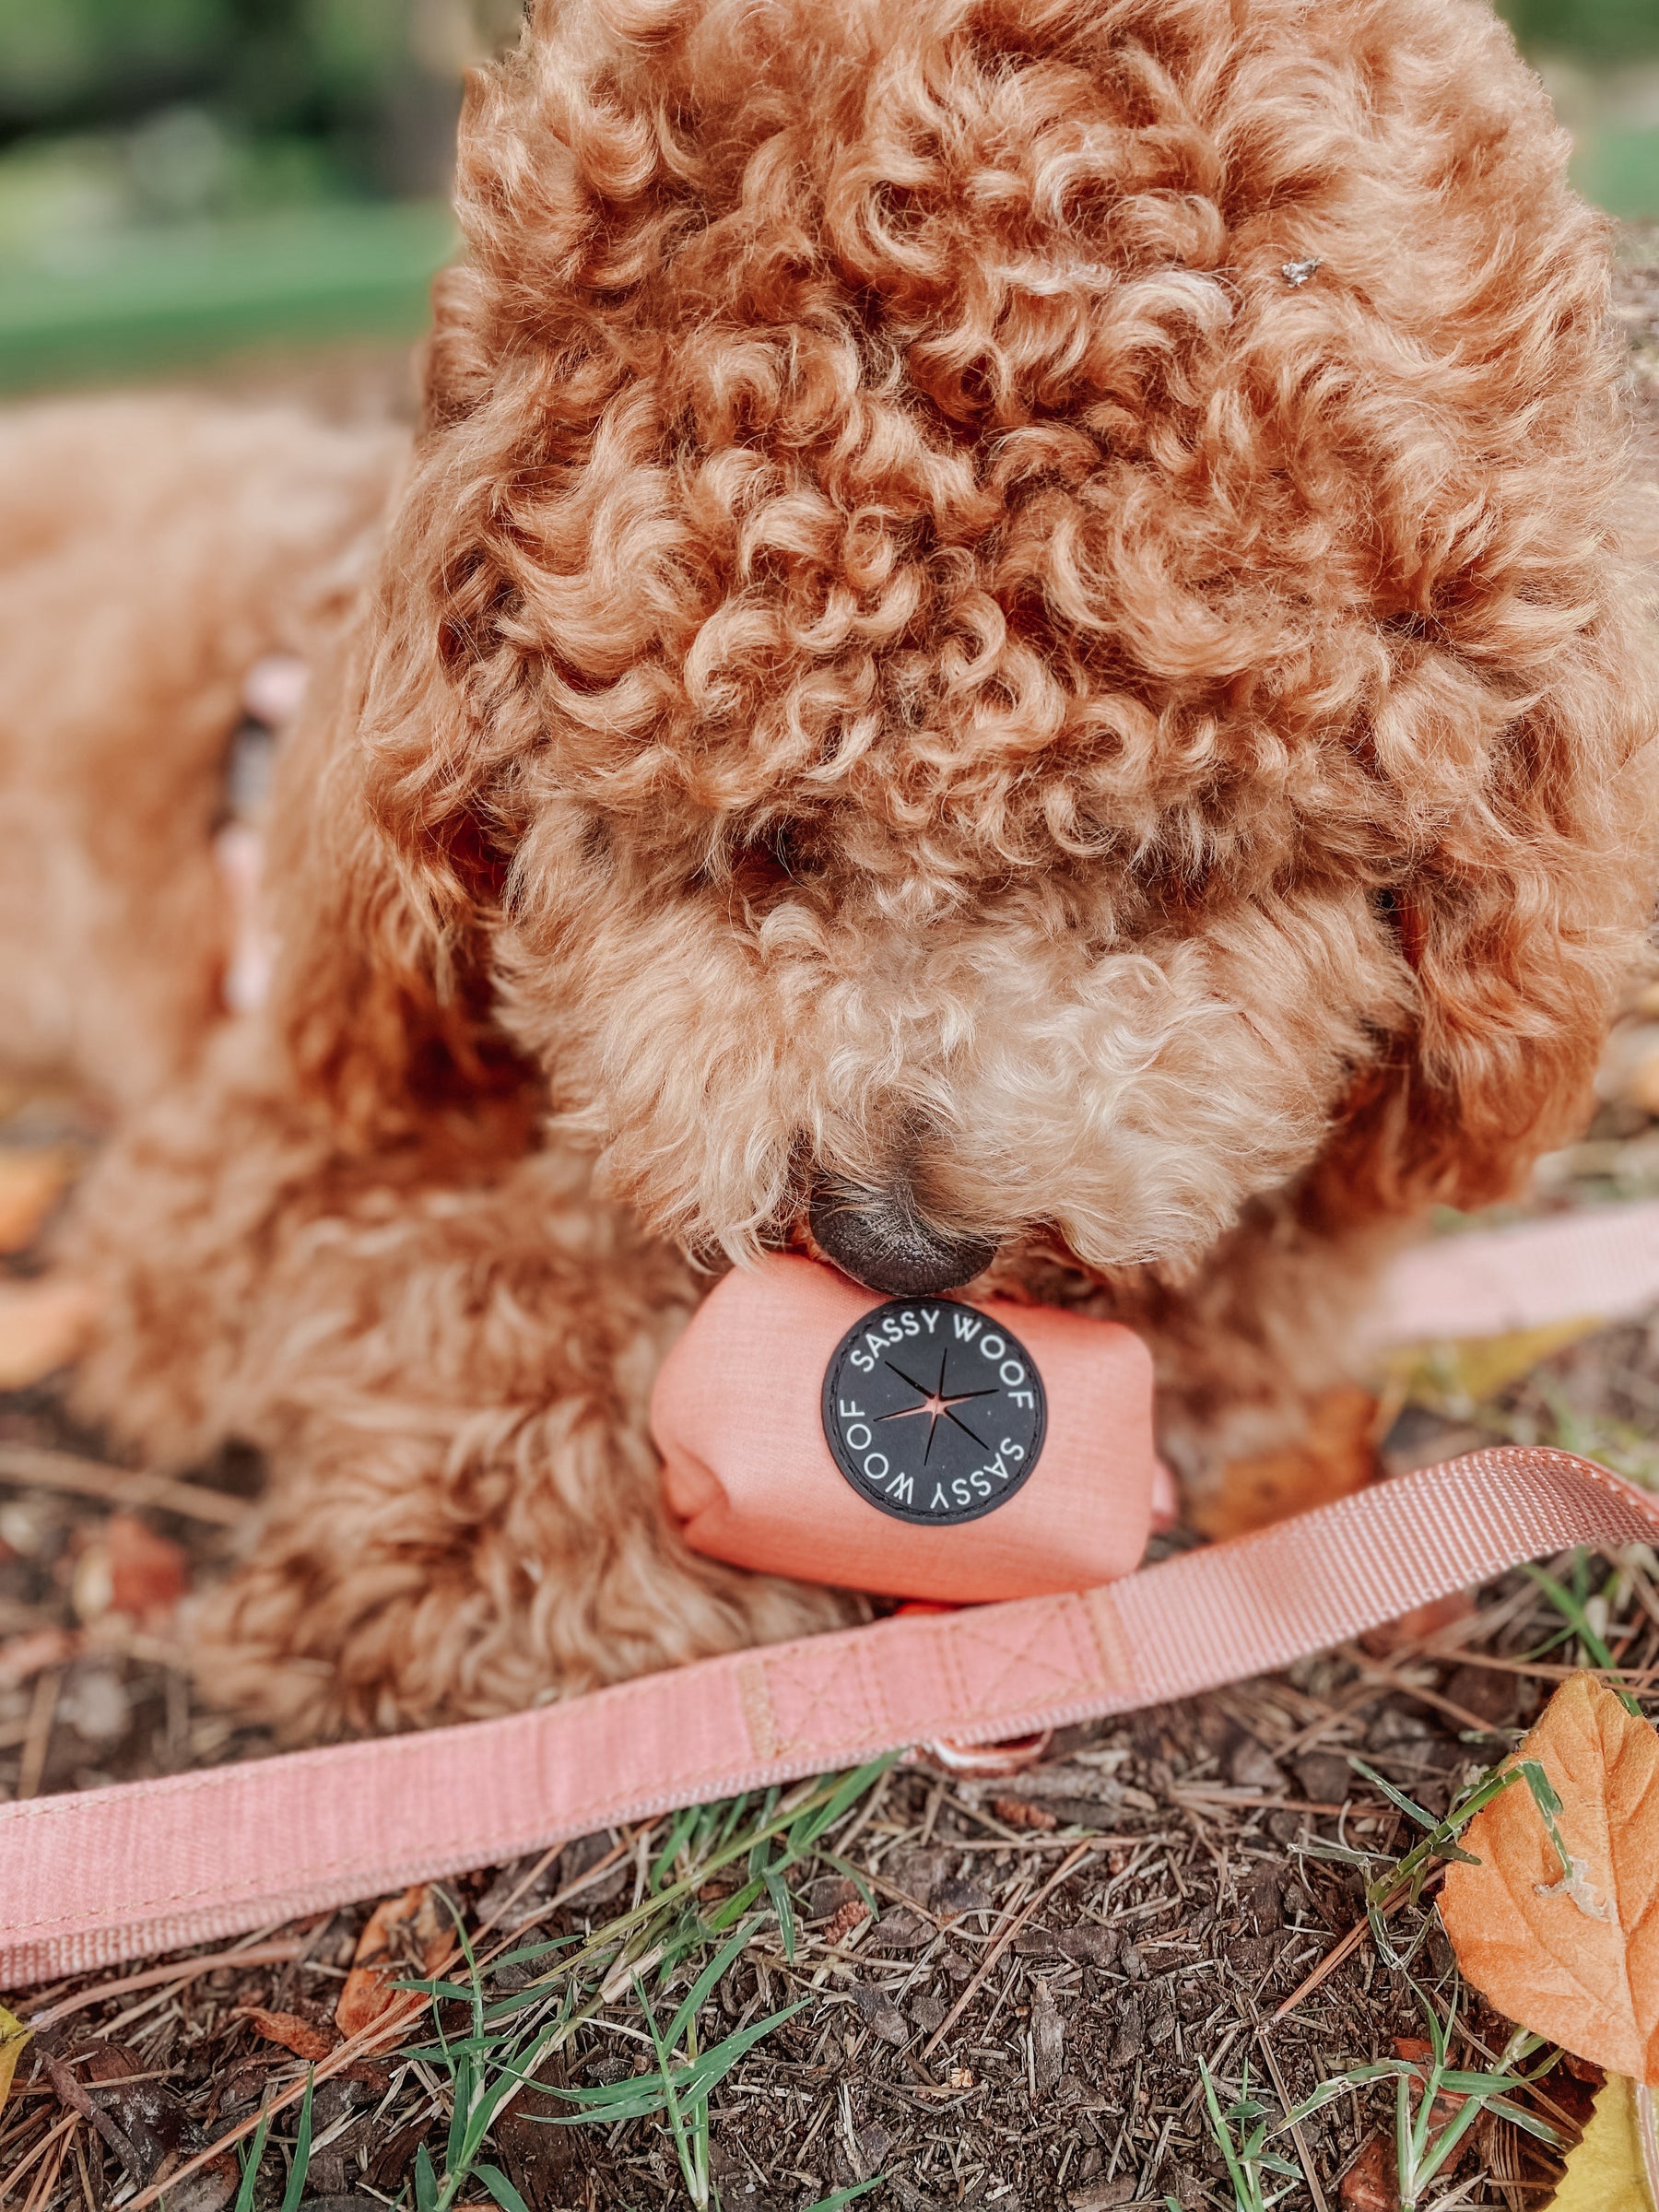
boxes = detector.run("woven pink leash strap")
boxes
[6,1446,1656,1990]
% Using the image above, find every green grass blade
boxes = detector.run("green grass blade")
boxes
[1346,1757,1439,1831]
[401,2030,518,2065]
[715,1793,753,1848]
[1517,1759,1584,1886]
[545,2068,677,2113]
[1361,1760,1530,1911]
[654,1915,724,1986]
[706,1877,768,1933]
[434,1886,485,2049]
[672,2000,809,2099]
[1394,2065,1414,2210]
[446,2051,474,2177]
[545,2083,673,2126]
[801,2181,884,2211]
[233,2097,272,2212]
[1519,1561,1644,1713]
[764,1868,797,1963]
[415,2142,439,2212]
[1413,2089,1488,2192]
[650,1805,702,1893]
[635,1976,700,2208]
[547,1999,810,2124]
[278,2073,313,2212]
[665,1923,759,2054]
[782,1760,892,1860]
[809,1759,893,1838]
[1198,2059,1256,2209]
[1278,2064,1408,2129]
[483,1933,582,1976]
[460,2058,547,2162]
[472,2165,532,2212]
[814,1850,878,1917]
[1483,2096,1564,2147]
[476,1766,891,2015]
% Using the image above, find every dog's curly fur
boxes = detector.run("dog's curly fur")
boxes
[3,0,1655,1735]
[0,396,403,1106]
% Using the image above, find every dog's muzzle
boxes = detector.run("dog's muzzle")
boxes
[806,1174,998,1297]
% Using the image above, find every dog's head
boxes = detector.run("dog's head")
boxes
[300,0,1654,1296]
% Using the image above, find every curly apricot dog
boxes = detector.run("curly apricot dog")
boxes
[2,0,1654,1735]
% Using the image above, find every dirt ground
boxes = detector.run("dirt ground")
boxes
[0,230,1657,2212]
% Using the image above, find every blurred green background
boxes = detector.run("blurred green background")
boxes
[0,0,1654,394]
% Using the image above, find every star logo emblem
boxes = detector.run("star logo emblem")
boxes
[876,1352,998,1463]
[820,1297,1046,1525]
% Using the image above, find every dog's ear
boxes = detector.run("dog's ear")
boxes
[1312,613,1658,1225]
[260,571,534,1153]
[256,251,543,1150]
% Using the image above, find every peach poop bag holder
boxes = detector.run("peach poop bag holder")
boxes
[9,1230,1659,1990]
[653,1253,1176,1605]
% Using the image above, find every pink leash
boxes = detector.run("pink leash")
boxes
[6,1445,1657,1988]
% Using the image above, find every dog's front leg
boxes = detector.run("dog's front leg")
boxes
[65,1044,852,1736]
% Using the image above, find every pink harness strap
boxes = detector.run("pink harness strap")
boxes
[5,1446,1654,1990]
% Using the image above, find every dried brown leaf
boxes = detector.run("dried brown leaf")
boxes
[236,2006,338,2064]
[73,1512,189,1627]
[0,2005,30,2108]
[1441,1673,1659,2081]
[1546,2071,1659,2212]
[335,1886,448,2038]
[1338,2134,1396,2211]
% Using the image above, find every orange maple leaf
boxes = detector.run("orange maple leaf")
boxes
[1440,1673,1659,2083]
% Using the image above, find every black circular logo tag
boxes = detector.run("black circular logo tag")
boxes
[821,1298,1046,1525]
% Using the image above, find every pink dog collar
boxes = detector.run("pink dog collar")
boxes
[651,1253,1166,1603]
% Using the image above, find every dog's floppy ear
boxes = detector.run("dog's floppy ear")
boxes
[259,257,541,1149]
[1314,608,1658,1224]
[260,562,532,1150]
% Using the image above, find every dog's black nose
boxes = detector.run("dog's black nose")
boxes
[807,1176,998,1297]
